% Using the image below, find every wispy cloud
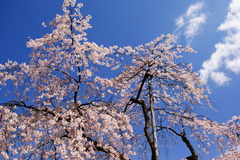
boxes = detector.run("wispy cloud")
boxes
[199,0,240,85]
[174,2,206,43]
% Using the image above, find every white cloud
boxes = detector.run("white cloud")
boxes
[185,14,206,40]
[199,0,240,85]
[175,2,206,43]
[176,16,185,28]
[186,2,204,17]
[210,72,231,86]
[226,58,240,73]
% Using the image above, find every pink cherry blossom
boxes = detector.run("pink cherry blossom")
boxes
[0,0,239,160]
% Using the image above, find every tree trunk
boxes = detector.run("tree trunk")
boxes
[148,76,159,160]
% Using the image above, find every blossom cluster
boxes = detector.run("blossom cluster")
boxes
[0,0,239,159]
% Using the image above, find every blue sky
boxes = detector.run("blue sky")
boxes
[0,0,239,159]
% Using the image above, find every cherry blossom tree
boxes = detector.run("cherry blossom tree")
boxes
[0,0,239,160]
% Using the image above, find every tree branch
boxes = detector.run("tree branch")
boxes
[157,126,198,160]
[1,101,128,159]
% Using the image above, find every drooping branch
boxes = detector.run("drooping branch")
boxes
[83,135,128,160]
[1,101,56,117]
[60,129,128,160]
[1,101,128,159]
[181,132,198,160]
[157,126,198,160]
[52,67,78,83]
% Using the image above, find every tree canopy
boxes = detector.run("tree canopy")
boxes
[0,0,239,159]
